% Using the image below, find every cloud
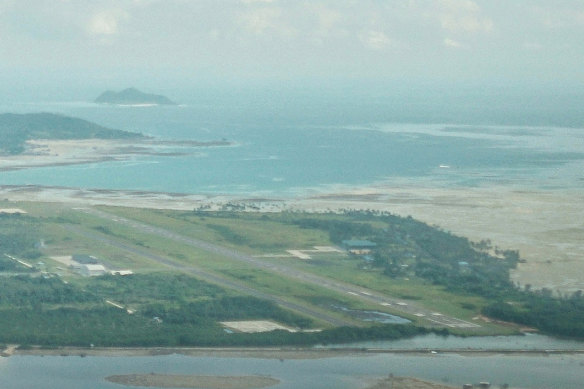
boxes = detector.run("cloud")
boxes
[443,37,463,48]
[360,30,391,50]
[0,1,15,14]
[436,0,493,33]
[88,9,128,36]
[240,0,275,5]
[532,6,584,29]
[439,0,479,13]
[310,4,342,36]
[523,42,542,51]
[238,7,281,34]
[238,5,297,38]
[1,1,582,83]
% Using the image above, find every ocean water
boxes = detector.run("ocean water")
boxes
[2,350,584,389]
[0,96,583,197]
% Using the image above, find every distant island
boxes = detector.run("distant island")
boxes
[0,112,144,155]
[95,88,177,106]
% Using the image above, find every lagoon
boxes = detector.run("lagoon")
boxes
[3,335,584,389]
[2,349,583,389]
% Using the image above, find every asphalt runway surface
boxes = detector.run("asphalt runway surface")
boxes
[64,224,354,327]
[75,208,481,329]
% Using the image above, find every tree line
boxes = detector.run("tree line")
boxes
[290,209,584,338]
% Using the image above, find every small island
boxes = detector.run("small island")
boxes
[95,88,177,106]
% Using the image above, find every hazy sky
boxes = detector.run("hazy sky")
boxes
[1,0,583,91]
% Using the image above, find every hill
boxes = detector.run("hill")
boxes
[95,88,177,105]
[0,112,144,155]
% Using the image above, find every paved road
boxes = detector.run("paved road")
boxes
[63,224,355,328]
[76,208,481,329]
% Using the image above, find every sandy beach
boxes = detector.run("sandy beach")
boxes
[0,138,230,171]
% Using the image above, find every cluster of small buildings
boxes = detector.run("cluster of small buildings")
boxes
[341,239,377,255]
[70,254,132,277]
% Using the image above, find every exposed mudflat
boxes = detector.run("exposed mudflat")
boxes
[105,374,279,389]
[364,376,456,389]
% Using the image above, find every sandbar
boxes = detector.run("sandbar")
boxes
[105,374,279,389]
[0,138,230,171]
[104,373,455,389]
[365,376,457,389]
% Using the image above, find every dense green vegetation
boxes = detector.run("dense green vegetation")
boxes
[95,88,177,105]
[0,307,431,347]
[286,210,518,297]
[0,113,143,154]
[0,276,95,307]
[1,203,583,346]
[0,213,42,259]
[483,290,584,338]
[101,206,584,338]
[286,210,584,338]
[80,273,224,305]
[0,272,433,347]
[0,255,33,272]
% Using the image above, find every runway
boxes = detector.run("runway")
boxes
[75,207,481,329]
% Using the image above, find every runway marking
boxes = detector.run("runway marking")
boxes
[80,208,483,330]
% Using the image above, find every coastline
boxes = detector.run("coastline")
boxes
[0,138,231,172]
[13,345,584,359]
[1,183,583,293]
[0,138,583,293]
[7,345,582,388]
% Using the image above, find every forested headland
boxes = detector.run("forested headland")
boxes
[0,113,144,154]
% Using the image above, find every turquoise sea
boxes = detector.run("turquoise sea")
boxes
[0,92,583,196]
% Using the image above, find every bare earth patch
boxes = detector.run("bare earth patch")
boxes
[220,320,297,333]
[105,374,279,389]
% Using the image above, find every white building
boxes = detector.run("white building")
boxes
[110,270,134,276]
[78,264,107,277]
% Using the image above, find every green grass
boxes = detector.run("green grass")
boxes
[0,202,523,335]
[30,213,356,327]
[98,206,333,253]
[90,207,515,334]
